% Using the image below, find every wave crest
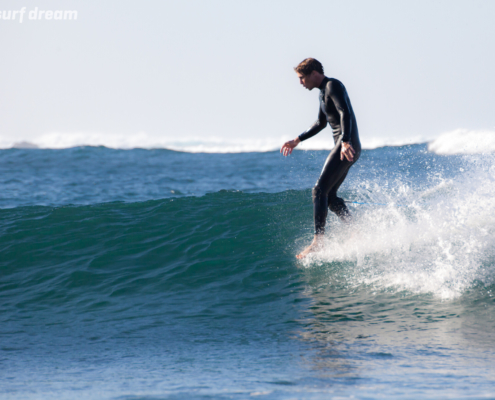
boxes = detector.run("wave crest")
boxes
[2,131,429,153]
[428,129,495,155]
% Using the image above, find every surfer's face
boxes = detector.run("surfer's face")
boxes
[297,71,318,90]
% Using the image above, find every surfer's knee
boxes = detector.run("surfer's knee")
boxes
[312,185,323,202]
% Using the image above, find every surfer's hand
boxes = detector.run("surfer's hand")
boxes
[280,138,300,157]
[341,142,355,162]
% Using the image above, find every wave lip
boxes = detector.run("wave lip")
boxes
[428,129,495,155]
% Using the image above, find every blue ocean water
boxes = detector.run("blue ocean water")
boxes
[1,143,495,399]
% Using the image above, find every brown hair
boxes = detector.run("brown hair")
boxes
[294,58,324,75]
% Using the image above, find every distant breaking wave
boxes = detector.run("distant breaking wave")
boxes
[1,131,428,153]
[428,129,495,155]
[3,132,285,153]
[2,129,494,153]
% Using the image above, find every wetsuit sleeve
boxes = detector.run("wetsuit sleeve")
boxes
[327,81,352,142]
[298,107,327,142]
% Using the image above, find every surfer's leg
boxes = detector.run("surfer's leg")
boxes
[297,142,359,259]
[312,148,352,234]
[312,185,329,235]
[327,140,361,222]
[297,149,349,259]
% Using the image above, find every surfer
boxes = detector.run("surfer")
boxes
[280,58,361,259]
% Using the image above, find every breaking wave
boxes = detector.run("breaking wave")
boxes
[428,129,495,155]
[2,131,430,153]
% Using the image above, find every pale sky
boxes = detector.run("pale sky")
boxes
[1,0,494,149]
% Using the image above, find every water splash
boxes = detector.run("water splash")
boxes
[301,154,495,299]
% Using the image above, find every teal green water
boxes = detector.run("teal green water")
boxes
[1,146,495,399]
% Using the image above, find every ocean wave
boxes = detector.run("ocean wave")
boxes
[1,131,430,153]
[2,168,495,313]
[428,129,495,155]
[0,191,308,317]
[2,132,287,152]
[2,139,495,304]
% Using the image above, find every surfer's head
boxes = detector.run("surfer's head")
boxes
[294,58,324,90]
[294,58,324,76]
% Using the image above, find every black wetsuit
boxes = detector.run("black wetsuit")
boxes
[298,76,361,234]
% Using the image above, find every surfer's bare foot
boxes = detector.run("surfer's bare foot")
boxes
[296,235,324,259]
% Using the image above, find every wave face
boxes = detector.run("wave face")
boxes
[2,144,495,398]
[0,191,306,332]
[0,192,313,398]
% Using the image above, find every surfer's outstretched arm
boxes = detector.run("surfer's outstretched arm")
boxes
[281,107,327,157]
[298,107,327,142]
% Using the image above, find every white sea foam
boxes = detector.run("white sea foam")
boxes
[1,131,429,153]
[302,155,495,299]
[0,132,291,152]
[5,129,494,154]
[428,129,495,155]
